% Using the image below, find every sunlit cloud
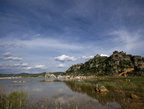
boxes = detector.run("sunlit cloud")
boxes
[4,56,23,61]
[3,52,11,57]
[100,54,109,57]
[55,55,77,62]
[110,30,144,53]
[58,64,66,68]
[14,63,29,67]
[80,56,94,60]
[24,64,46,70]
[19,38,83,50]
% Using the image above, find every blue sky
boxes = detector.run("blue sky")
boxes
[0,0,144,73]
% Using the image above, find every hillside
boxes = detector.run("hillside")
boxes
[66,51,144,76]
[0,73,45,77]
[0,72,64,78]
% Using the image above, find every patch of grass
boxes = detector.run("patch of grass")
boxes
[65,76,144,108]
[0,90,28,109]
[84,76,144,91]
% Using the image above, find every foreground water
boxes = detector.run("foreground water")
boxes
[0,77,143,109]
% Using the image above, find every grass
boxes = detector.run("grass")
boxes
[84,76,144,91]
[65,76,144,109]
[0,90,28,109]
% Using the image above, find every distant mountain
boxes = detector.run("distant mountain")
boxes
[0,72,65,77]
[66,51,144,76]
[0,73,45,77]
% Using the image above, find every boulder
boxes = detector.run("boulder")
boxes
[95,85,109,93]
[130,94,139,99]
[99,86,109,93]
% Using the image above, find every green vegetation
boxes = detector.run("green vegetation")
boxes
[0,91,28,109]
[66,51,144,76]
[0,72,64,78]
[65,76,144,109]
[0,73,45,78]
[51,72,65,76]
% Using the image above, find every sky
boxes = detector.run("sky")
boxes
[0,0,144,74]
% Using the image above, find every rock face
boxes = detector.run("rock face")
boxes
[66,51,144,76]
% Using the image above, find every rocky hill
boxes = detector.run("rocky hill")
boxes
[66,51,144,76]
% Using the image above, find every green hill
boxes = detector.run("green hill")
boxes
[66,51,144,76]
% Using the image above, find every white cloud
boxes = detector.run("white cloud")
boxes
[0,43,17,50]
[4,56,23,61]
[25,66,33,70]
[3,52,11,57]
[0,37,83,54]
[80,56,94,60]
[1,52,23,61]
[110,30,144,52]
[0,63,29,69]
[14,63,29,67]
[21,63,29,66]
[24,64,46,70]
[34,64,46,69]
[55,55,77,62]
[55,54,108,63]
[79,54,108,60]
[58,64,66,68]
[100,54,109,57]
[19,38,83,50]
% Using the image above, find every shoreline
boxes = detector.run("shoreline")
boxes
[0,76,40,79]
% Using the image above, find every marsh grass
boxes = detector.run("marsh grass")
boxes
[0,76,143,109]
[0,90,28,109]
[65,76,144,109]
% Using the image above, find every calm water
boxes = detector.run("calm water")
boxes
[0,78,122,109]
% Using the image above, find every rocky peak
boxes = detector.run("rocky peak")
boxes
[66,51,144,76]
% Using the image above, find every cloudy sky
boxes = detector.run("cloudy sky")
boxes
[0,0,144,74]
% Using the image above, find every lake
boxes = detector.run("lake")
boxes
[0,77,143,109]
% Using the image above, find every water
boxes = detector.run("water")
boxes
[0,78,135,109]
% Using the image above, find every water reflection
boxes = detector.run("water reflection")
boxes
[65,81,144,109]
[0,78,144,109]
